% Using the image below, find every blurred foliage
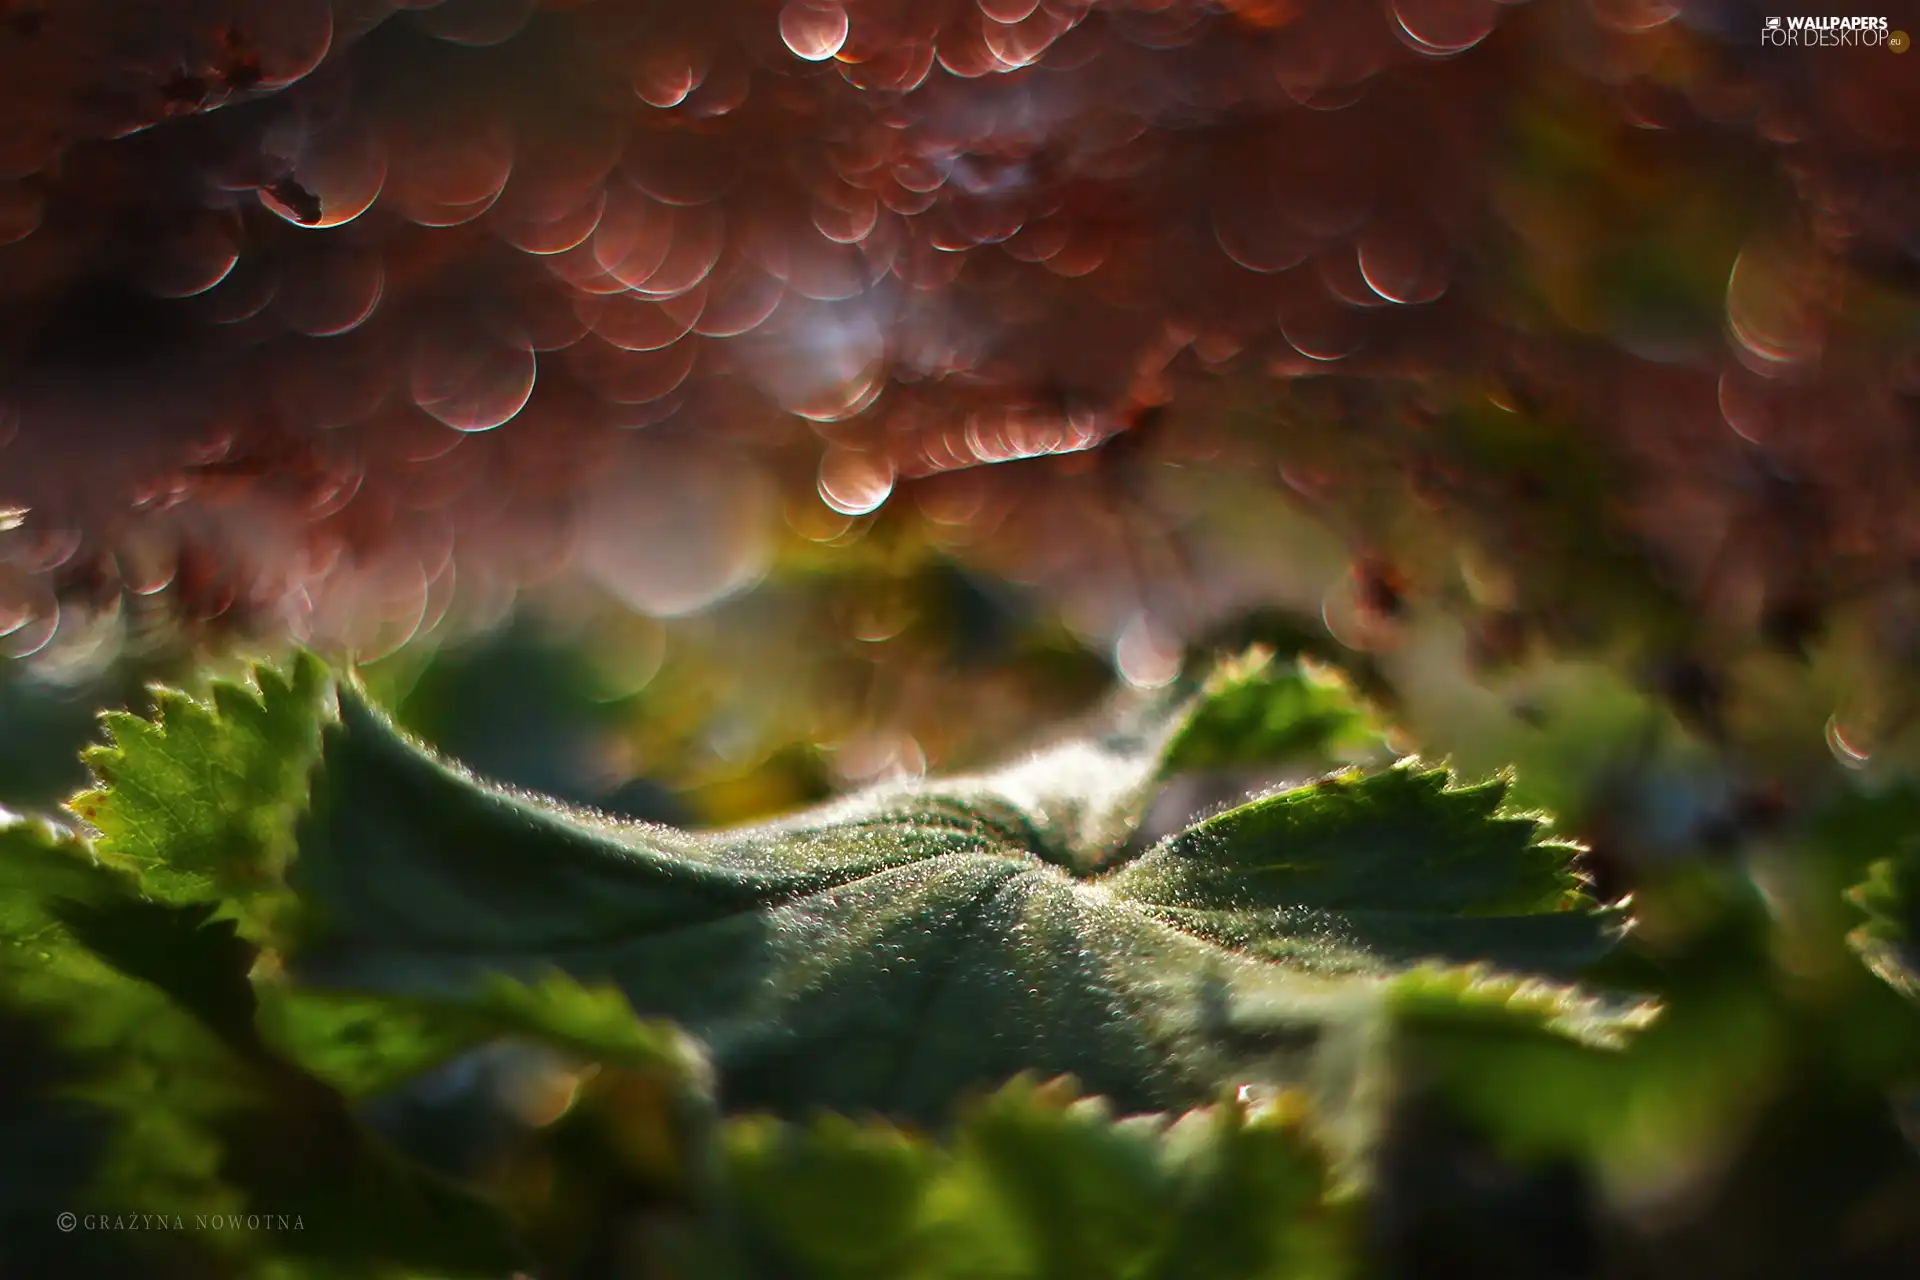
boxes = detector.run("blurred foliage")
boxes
[2,641,1918,1277]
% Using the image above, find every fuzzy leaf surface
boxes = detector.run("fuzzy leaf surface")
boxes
[290,679,1634,1131]
[1108,765,1622,978]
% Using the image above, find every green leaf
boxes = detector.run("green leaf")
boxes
[1157,650,1379,779]
[0,810,529,1277]
[1839,785,1920,1003]
[3,651,1653,1277]
[51,895,264,1054]
[727,1076,1351,1280]
[1107,763,1620,977]
[0,808,131,942]
[1852,853,1920,1001]
[290,679,1637,1151]
[725,1112,941,1279]
[0,816,244,1228]
[262,971,712,1102]
[67,651,331,935]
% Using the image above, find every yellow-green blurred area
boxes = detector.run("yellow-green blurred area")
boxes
[361,537,1124,831]
[0,493,1865,867]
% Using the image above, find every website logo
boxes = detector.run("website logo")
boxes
[1759,15,1906,50]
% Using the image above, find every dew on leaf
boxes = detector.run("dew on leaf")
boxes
[1115,615,1182,690]
[817,448,895,516]
[140,213,243,300]
[1391,0,1499,55]
[578,444,778,617]
[278,247,385,338]
[499,188,607,256]
[635,47,706,109]
[258,115,385,230]
[0,179,44,245]
[385,113,516,228]
[1826,714,1873,770]
[780,3,850,62]
[1356,220,1448,306]
[1726,237,1825,373]
[410,324,538,433]
[412,0,538,47]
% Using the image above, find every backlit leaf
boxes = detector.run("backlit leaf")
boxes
[66,652,330,936]
[290,675,1638,1150]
